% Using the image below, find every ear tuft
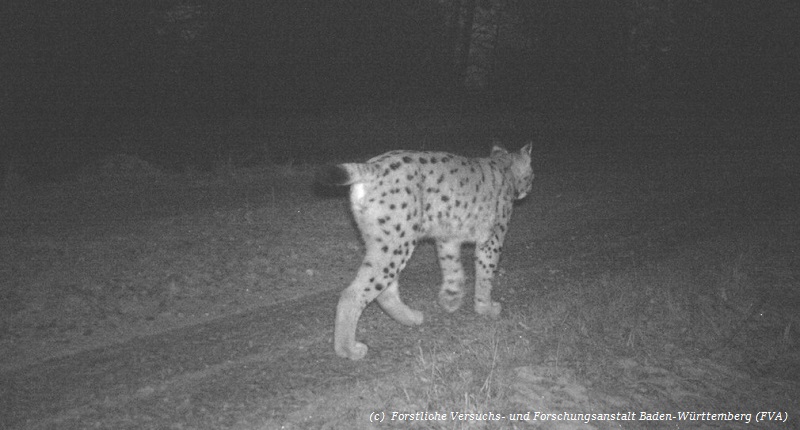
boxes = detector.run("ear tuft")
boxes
[520,142,532,157]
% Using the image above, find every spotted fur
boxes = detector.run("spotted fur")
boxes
[321,143,534,360]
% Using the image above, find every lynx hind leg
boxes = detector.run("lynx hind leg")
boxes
[334,273,376,360]
[473,231,505,318]
[376,281,423,326]
[436,239,466,312]
[334,244,419,360]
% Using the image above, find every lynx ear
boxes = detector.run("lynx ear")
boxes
[520,142,532,157]
[491,144,508,157]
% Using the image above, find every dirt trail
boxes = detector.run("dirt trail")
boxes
[2,291,338,429]
[2,123,799,429]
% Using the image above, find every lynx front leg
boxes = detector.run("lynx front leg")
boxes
[473,227,507,318]
[436,239,466,312]
[334,243,419,360]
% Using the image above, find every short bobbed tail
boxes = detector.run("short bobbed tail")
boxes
[316,164,353,186]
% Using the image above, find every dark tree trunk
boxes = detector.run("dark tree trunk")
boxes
[457,0,477,87]
[447,0,462,86]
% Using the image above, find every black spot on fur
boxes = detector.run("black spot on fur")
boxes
[430,157,438,164]
[402,156,413,163]
[375,283,384,291]
[390,162,402,170]
[381,245,389,253]
[441,195,450,202]
[419,157,428,164]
